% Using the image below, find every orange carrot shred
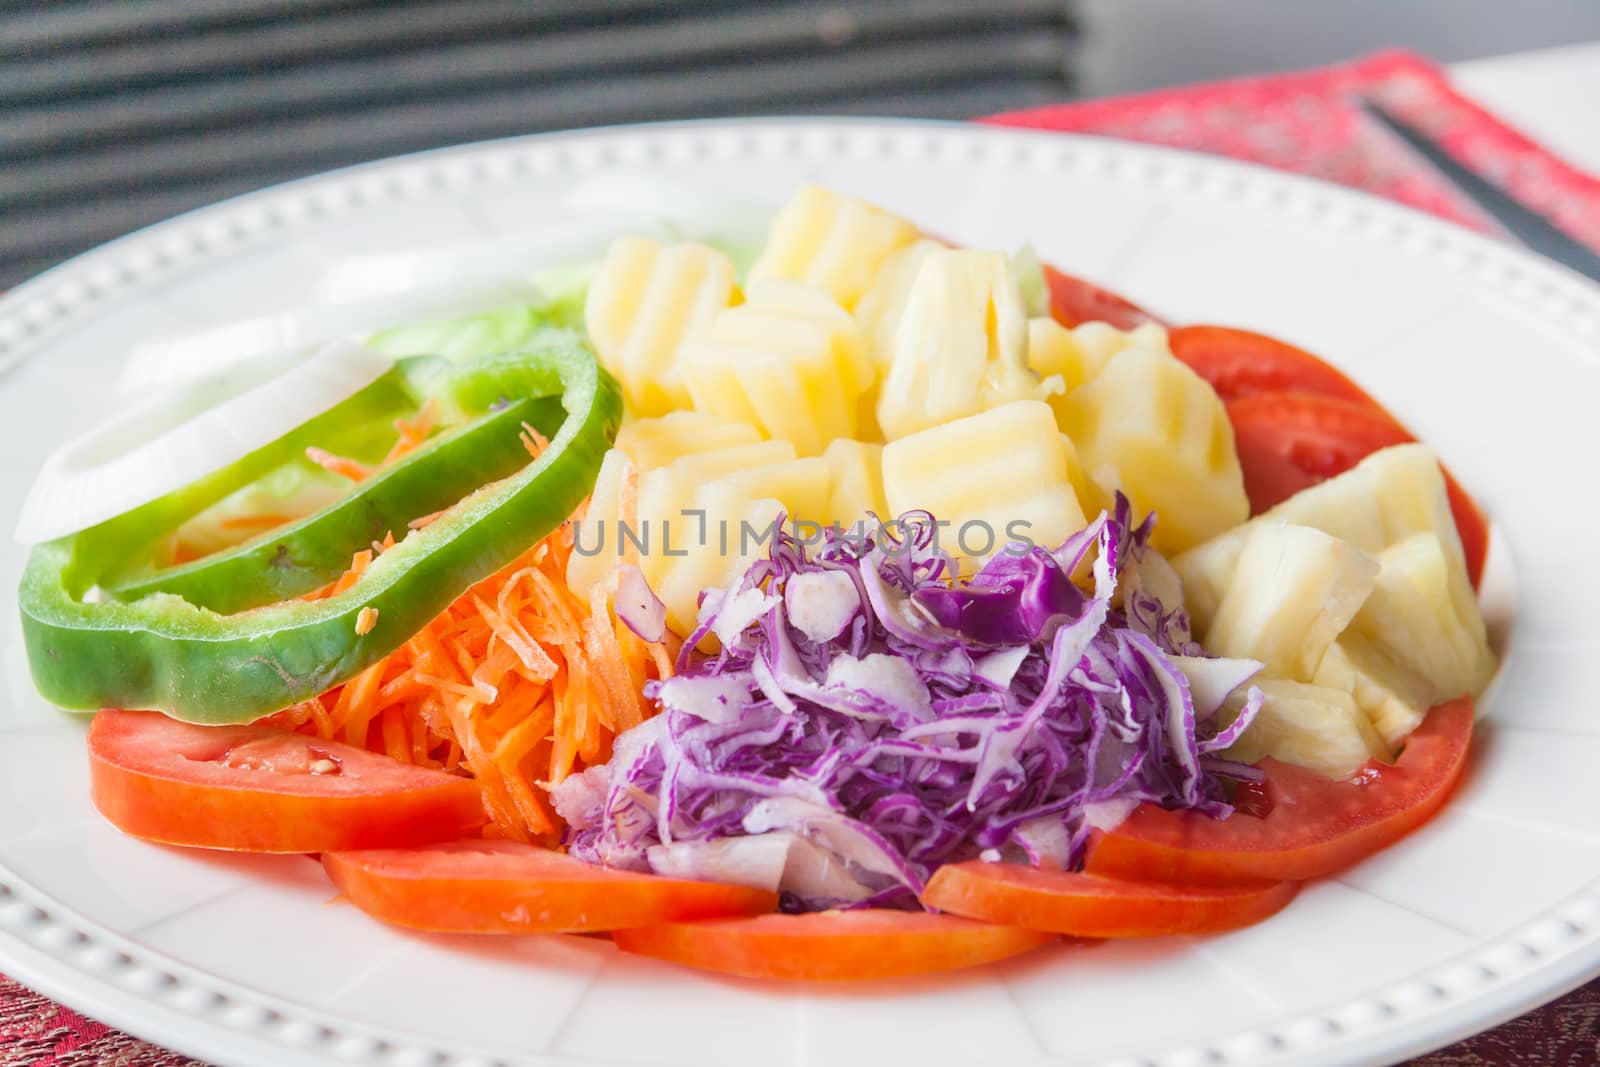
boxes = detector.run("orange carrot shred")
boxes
[305,447,373,483]
[284,496,672,844]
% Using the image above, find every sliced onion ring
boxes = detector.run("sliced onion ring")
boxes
[561,173,775,244]
[16,341,393,544]
[312,216,648,306]
[118,277,533,394]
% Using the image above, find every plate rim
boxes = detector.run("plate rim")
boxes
[2,115,1598,1067]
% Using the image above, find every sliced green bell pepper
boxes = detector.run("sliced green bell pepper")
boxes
[19,339,621,724]
[103,396,560,614]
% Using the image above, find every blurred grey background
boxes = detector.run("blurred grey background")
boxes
[4,0,1599,287]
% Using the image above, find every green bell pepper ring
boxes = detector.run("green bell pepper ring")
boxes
[104,395,560,614]
[19,340,622,725]
[61,367,419,593]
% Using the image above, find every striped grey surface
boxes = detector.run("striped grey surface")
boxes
[2,0,1075,286]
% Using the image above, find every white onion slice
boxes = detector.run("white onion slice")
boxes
[16,340,393,544]
[312,216,647,306]
[561,173,775,244]
[118,272,538,394]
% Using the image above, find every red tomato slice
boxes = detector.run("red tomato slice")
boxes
[324,841,777,933]
[88,709,485,853]
[1042,264,1164,330]
[1169,325,1378,406]
[1087,698,1474,887]
[611,909,1055,981]
[1226,392,1490,588]
[920,864,1298,938]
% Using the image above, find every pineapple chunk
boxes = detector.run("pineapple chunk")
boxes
[679,281,874,456]
[1276,444,1467,566]
[614,411,763,472]
[565,447,632,596]
[639,478,786,637]
[876,249,1044,441]
[584,237,735,415]
[1350,531,1497,701]
[1175,443,1464,634]
[822,439,888,527]
[722,457,831,525]
[677,338,765,428]
[662,440,797,485]
[631,465,705,599]
[882,400,1088,568]
[1075,320,1172,366]
[748,185,922,309]
[1058,433,1104,520]
[1028,318,1172,397]
[1057,346,1248,553]
[1204,522,1379,678]
[1222,679,1391,779]
[855,239,944,375]
[853,239,944,439]
[1313,635,1436,750]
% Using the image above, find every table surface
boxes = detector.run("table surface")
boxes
[1451,40,1600,175]
[3,39,1599,1067]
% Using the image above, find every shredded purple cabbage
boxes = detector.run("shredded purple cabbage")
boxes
[554,499,1262,910]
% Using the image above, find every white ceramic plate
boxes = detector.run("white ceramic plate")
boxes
[1,119,1598,1067]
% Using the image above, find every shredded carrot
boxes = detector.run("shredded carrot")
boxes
[266,480,677,844]
[386,400,439,464]
[218,513,299,531]
[519,423,551,458]
[307,400,440,484]
[306,447,373,483]
[170,398,440,564]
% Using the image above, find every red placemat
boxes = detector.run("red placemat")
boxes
[4,48,1598,1067]
[985,48,1600,253]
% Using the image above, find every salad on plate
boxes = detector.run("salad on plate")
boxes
[13,183,1496,981]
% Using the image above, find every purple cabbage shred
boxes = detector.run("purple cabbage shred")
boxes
[555,499,1261,911]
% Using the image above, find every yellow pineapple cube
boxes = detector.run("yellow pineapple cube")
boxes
[584,237,735,416]
[855,239,945,375]
[822,438,888,527]
[1313,635,1436,751]
[1222,679,1391,779]
[1203,521,1379,678]
[565,447,632,597]
[630,441,793,594]
[679,282,873,456]
[661,440,797,485]
[1057,347,1247,553]
[676,338,766,428]
[723,458,831,526]
[1349,531,1497,701]
[1028,318,1171,399]
[1058,433,1103,520]
[882,400,1088,569]
[748,185,922,309]
[876,249,1045,441]
[614,411,764,472]
[1174,444,1466,636]
[638,477,786,637]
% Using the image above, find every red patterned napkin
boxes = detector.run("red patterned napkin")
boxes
[985,49,1600,254]
[3,48,1598,1067]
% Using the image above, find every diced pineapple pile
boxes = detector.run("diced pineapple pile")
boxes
[572,183,1251,633]
[1176,445,1497,778]
[570,184,1494,777]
